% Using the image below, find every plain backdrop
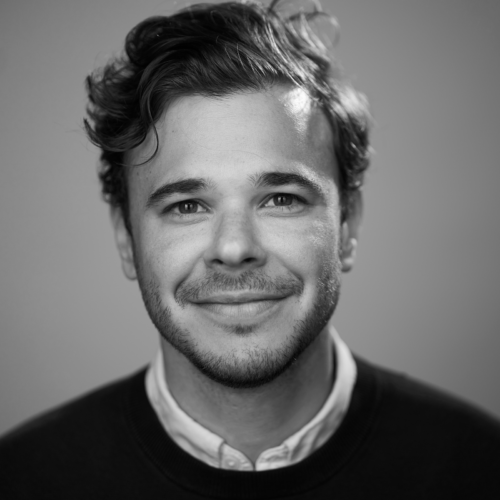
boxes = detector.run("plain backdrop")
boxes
[1,0,499,436]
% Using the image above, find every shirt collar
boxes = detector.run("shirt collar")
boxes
[145,324,357,471]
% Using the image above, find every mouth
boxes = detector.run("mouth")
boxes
[190,291,291,321]
[194,299,284,319]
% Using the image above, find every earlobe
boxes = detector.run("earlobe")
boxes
[111,208,137,281]
[340,191,362,273]
[340,225,358,273]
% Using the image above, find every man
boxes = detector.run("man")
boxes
[0,1,499,498]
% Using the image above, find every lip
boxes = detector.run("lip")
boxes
[193,298,287,320]
[192,292,288,304]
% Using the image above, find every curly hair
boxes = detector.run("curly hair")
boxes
[84,0,371,232]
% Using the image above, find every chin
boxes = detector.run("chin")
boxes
[147,300,337,389]
[137,264,340,388]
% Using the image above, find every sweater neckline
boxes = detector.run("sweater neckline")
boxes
[124,356,381,499]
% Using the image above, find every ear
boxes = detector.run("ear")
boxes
[340,191,363,273]
[111,207,137,280]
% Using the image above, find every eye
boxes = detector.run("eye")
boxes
[270,194,294,206]
[262,193,306,211]
[163,199,208,217]
[178,200,202,214]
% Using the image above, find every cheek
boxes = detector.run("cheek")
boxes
[306,220,341,283]
[134,223,205,290]
[311,218,341,266]
[265,215,340,276]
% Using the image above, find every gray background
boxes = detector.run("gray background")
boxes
[1,0,499,436]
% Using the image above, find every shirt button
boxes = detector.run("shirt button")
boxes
[224,458,239,469]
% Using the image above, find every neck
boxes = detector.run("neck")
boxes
[161,329,334,463]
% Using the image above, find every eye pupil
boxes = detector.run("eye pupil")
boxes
[274,194,292,206]
[179,201,197,214]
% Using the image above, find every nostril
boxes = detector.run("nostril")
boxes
[203,225,267,269]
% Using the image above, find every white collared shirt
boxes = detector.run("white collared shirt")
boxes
[145,326,357,471]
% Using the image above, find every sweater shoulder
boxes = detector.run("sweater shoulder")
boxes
[355,357,500,467]
[350,357,500,496]
[362,357,500,430]
[0,369,147,473]
[1,369,145,445]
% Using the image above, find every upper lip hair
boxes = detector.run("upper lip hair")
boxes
[193,292,287,304]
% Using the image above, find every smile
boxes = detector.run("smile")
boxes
[194,298,285,320]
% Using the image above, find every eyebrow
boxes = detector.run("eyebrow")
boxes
[250,171,327,201]
[146,178,212,208]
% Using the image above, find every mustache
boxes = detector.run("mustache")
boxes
[175,270,304,306]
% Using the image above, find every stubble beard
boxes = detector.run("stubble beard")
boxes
[136,261,341,389]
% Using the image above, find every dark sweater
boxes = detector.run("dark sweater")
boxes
[1,357,499,499]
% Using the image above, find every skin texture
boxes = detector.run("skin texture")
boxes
[113,85,360,461]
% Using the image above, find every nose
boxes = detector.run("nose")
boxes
[203,209,267,271]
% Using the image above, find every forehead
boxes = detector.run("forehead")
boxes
[127,85,337,196]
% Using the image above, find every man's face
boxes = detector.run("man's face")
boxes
[117,85,348,388]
